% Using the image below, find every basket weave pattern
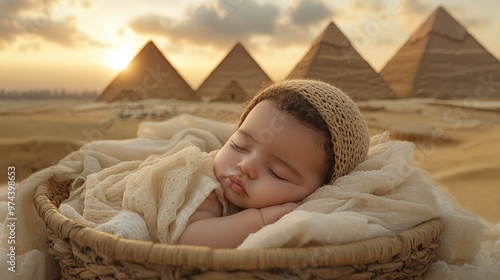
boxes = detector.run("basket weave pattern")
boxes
[34,177,445,279]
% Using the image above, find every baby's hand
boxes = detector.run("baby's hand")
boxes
[259,202,299,225]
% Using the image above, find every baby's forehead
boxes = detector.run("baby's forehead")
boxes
[242,100,302,125]
[236,122,325,149]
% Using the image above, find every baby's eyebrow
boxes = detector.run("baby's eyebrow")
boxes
[236,129,256,142]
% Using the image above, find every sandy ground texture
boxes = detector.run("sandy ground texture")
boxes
[1,98,499,223]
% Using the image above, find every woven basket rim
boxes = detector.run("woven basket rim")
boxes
[33,181,445,271]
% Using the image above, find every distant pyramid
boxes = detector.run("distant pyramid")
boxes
[212,80,247,102]
[287,21,396,100]
[97,41,197,102]
[196,42,272,101]
[380,6,500,99]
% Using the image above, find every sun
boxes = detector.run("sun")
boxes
[106,48,135,71]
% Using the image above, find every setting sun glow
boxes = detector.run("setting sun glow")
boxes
[106,49,135,70]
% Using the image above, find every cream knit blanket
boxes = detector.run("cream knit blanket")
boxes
[59,145,227,244]
[0,115,499,280]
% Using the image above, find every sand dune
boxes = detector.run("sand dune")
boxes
[0,136,81,183]
[433,163,500,223]
[1,98,498,223]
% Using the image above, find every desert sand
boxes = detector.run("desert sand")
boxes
[1,98,499,223]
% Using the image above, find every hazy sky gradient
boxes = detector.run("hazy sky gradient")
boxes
[0,0,499,92]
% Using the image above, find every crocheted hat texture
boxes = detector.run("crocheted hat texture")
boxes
[239,79,370,184]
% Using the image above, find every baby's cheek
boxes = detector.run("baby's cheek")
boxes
[214,149,237,175]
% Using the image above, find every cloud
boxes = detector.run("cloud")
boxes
[397,0,433,31]
[129,0,280,48]
[335,0,430,35]
[37,16,104,47]
[1,0,39,14]
[347,0,384,13]
[127,0,335,50]
[332,0,384,22]
[273,0,336,47]
[399,0,429,15]
[0,0,104,51]
[128,14,174,37]
[289,0,333,25]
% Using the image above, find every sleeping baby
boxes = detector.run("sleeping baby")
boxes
[178,79,370,247]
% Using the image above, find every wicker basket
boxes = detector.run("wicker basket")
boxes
[34,177,445,279]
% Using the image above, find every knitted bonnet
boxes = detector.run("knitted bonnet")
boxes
[238,79,370,184]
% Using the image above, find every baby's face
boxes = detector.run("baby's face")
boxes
[213,100,327,209]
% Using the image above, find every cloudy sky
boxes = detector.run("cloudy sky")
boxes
[1,0,499,93]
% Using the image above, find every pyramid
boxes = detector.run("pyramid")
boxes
[212,80,247,102]
[196,42,272,101]
[97,41,197,102]
[380,6,500,99]
[287,21,396,100]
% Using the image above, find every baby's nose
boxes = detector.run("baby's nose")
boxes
[237,158,258,180]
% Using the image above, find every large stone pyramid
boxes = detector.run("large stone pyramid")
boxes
[97,41,197,102]
[287,21,396,100]
[380,6,500,99]
[196,42,272,101]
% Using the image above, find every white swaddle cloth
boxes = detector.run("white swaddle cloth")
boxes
[60,144,227,244]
